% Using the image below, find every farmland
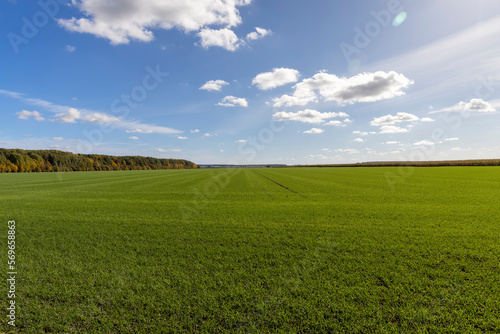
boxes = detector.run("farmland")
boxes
[1,167,500,333]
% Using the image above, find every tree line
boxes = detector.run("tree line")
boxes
[296,159,500,168]
[0,148,197,173]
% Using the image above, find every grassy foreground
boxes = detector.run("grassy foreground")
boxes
[1,167,499,333]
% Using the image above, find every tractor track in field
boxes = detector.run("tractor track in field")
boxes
[254,171,307,198]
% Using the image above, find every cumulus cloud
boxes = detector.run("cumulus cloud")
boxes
[379,125,409,134]
[190,129,200,133]
[445,137,459,141]
[58,0,252,45]
[420,117,434,122]
[16,110,45,121]
[52,137,63,141]
[217,96,248,107]
[303,128,324,134]
[273,71,413,107]
[273,109,349,124]
[246,27,271,41]
[413,140,435,146]
[199,80,229,91]
[371,112,419,126]
[177,136,188,140]
[429,98,497,114]
[129,136,139,140]
[81,112,120,123]
[385,141,400,144]
[236,139,247,143]
[353,130,377,136]
[53,108,81,123]
[198,28,240,51]
[353,138,365,143]
[252,68,299,90]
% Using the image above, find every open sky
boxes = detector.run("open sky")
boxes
[1,0,499,164]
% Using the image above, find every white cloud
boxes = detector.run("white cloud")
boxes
[303,128,324,134]
[177,136,188,140]
[198,28,240,51]
[58,0,251,45]
[236,139,247,143]
[217,96,248,107]
[190,129,200,133]
[367,15,500,104]
[353,138,365,143]
[335,149,359,154]
[48,145,61,149]
[430,98,497,114]
[445,137,459,141]
[463,99,497,112]
[325,120,342,126]
[81,113,120,123]
[272,109,349,124]
[65,45,76,52]
[385,141,400,144]
[126,129,153,134]
[52,137,63,141]
[203,133,212,137]
[157,148,167,152]
[129,136,139,140]
[16,110,45,121]
[413,140,435,146]
[171,149,182,152]
[119,122,181,134]
[353,130,377,136]
[379,125,409,134]
[2,89,182,134]
[53,108,81,123]
[272,71,413,107]
[370,112,419,126]
[451,147,472,152]
[246,27,271,41]
[420,117,434,122]
[252,68,300,90]
[199,80,229,91]
[308,154,329,160]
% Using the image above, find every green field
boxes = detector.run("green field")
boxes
[1,167,499,333]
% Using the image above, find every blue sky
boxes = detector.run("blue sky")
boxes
[1,0,499,164]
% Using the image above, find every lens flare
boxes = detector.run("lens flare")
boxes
[392,11,407,27]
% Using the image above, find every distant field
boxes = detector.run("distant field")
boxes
[1,167,499,333]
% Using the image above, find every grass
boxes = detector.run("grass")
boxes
[1,167,499,333]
